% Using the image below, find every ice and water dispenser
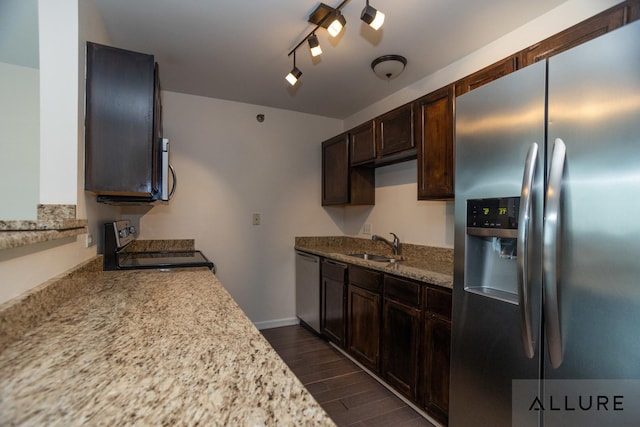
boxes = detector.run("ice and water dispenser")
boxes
[464,197,520,304]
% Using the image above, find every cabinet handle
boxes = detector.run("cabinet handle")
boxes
[324,260,347,268]
[296,251,319,263]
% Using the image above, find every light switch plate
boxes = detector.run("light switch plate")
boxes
[362,223,372,235]
[252,213,261,226]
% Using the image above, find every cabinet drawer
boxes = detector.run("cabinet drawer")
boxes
[349,266,382,293]
[322,260,347,281]
[384,275,421,308]
[425,287,452,320]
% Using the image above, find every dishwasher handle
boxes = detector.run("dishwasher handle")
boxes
[296,251,319,262]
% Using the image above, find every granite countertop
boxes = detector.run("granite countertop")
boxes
[295,236,453,289]
[0,258,334,426]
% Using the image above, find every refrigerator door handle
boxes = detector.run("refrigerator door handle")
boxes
[517,142,538,358]
[544,137,567,368]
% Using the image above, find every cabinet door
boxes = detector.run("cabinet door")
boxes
[347,285,381,372]
[381,299,421,401]
[322,261,347,347]
[350,121,376,165]
[424,315,451,424]
[376,103,414,157]
[322,276,346,346]
[85,42,156,196]
[322,133,375,206]
[322,134,350,205]
[455,56,518,97]
[518,5,626,67]
[414,85,454,200]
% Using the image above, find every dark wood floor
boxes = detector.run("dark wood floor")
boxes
[261,325,435,427]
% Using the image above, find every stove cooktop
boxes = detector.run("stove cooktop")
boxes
[117,250,215,271]
[103,220,215,273]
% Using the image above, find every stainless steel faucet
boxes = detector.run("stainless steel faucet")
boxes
[372,232,400,255]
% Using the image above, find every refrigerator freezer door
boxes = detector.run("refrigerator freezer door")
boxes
[451,60,546,427]
[543,20,640,425]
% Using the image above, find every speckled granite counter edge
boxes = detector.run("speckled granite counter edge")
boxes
[295,236,453,289]
[0,226,88,251]
[125,239,195,252]
[0,256,101,350]
[0,204,87,251]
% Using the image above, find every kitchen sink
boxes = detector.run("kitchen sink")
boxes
[347,253,396,263]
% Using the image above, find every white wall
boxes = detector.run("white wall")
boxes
[38,0,78,205]
[0,0,119,305]
[128,91,343,324]
[344,161,454,248]
[0,62,39,220]
[341,0,619,249]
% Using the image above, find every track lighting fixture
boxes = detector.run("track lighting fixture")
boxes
[308,33,322,57]
[286,0,392,86]
[360,1,385,30]
[285,51,302,86]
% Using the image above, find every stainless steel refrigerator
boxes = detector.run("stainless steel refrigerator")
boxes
[450,20,640,427]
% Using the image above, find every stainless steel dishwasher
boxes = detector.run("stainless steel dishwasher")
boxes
[295,250,321,334]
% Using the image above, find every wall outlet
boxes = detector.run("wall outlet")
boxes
[252,213,261,226]
[85,234,94,248]
[362,223,372,235]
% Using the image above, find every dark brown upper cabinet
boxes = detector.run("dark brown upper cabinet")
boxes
[455,56,518,97]
[322,134,374,206]
[518,1,631,67]
[318,0,639,205]
[414,85,455,200]
[376,103,415,158]
[85,42,162,199]
[350,121,376,166]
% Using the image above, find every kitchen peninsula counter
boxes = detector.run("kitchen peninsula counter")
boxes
[0,258,334,426]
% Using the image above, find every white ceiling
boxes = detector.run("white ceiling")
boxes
[92,0,567,119]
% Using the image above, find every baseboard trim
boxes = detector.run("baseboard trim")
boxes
[254,317,299,330]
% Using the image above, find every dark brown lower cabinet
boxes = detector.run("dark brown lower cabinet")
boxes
[381,298,421,401]
[319,260,452,423]
[321,260,347,347]
[347,285,381,372]
[424,314,451,424]
[423,286,452,425]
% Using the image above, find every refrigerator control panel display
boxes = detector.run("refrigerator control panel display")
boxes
[467,197,519,229]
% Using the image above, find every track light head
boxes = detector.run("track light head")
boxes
[327,13,346,37]
[308,3,347,37]
[285,67,302,86]
[361,3,385,30]
[285,50,302,86]
[308,34,322,57]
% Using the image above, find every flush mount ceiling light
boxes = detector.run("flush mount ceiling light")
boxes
[371,55,407,80]
[360,1,385,30]
[285,0,389,86]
